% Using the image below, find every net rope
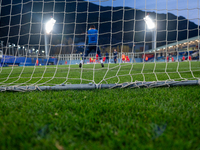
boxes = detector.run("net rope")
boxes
[0,0,200,91]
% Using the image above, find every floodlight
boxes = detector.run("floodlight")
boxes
[144,15,155,29]
[45,18,56,34]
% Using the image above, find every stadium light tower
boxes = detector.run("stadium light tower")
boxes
[144,15,156,51]
[45,18,56,58]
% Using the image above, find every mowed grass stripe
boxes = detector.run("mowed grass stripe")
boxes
[0,61,200,85]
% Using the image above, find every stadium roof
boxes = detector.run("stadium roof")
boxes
[147,35,200,52]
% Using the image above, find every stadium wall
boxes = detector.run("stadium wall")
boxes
[0,55,57,66]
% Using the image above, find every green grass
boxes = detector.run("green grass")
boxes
[0,62,200,149]
[0,61,200,86]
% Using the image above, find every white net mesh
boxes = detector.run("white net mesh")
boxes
[0,0,200,90]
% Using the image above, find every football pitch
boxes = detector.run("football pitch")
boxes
[0,61,200,149]
[0,61,200,86]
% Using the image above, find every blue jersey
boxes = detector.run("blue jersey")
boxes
[113,51,118,57]
[87,29,98,44]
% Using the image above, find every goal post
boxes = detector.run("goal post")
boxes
[0,0,200,92]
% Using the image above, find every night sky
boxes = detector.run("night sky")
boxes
[90,0,200,25]
[1,0,199,25]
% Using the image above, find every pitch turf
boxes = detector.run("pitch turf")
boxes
[0,61,200,86]
[0,61,200,149]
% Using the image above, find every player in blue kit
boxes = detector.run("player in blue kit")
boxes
[79,25,104,68]
[113,49,118,64]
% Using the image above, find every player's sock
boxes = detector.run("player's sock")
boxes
[100,59,104,67]
[79,63,82,68]
[79,60,83,68]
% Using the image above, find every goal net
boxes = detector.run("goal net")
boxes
[0,0,200,91]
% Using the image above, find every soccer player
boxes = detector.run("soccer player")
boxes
[36,59,39,66]
[79,25,104,68]
[103,57,106,62]
[188,55,192,61]
[126,55,130,62]
[122,53,125,63]
[166,56,169,62]
[171,57,174,62]
[106,52,109,63]
[96,53,98,62]
[113,49,118,64]
[182,56,185,61]
[145,56,148,62]
[89,57,93,63]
